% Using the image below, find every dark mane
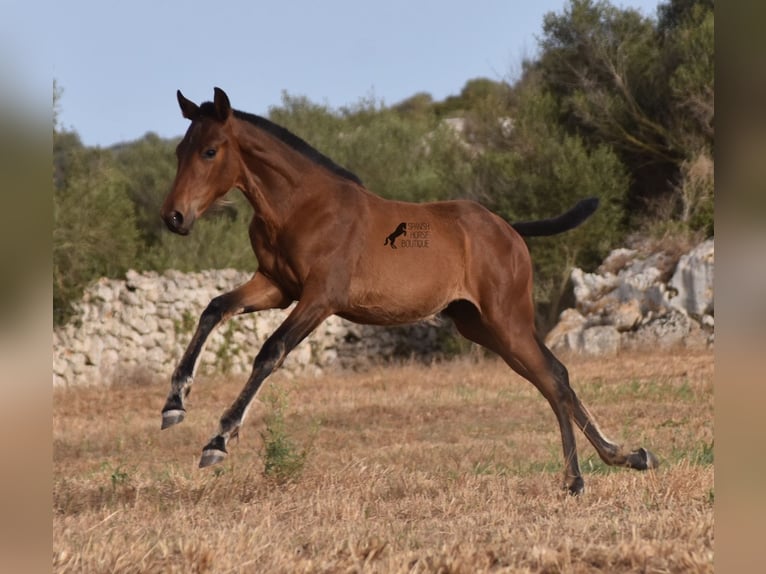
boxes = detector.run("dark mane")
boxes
[198,102,363,186]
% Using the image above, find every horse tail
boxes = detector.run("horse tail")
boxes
[511,197,599,237]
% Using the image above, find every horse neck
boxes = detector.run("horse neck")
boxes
[233,120,316,228]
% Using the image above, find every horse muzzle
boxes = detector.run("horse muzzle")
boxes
[162,209,194,235]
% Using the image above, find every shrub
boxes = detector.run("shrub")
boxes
[259,385,313,484]
[53,142,139,325]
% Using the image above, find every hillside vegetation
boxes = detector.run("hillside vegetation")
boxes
[53,0,713,329]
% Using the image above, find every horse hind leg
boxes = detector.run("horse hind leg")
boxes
[504,339,586,495]
[535,337,659,472]
[448,300,659,494]
[446,301,584,494]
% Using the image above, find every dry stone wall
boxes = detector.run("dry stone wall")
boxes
[53,269,448,387]
[53,240,715,386]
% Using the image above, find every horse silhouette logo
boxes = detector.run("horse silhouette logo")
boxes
[384,222,407,248]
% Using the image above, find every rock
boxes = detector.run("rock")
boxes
[581,326,620,356]
[548,239,714,356]
[625,310,691,349]
[119,289,141,306]
[611,299,642,332]
[615,265,663,309]
[545,309,587,354]
[92,280,115,302]
[319,348,338,365]
[668,238,714,318]
[598,248,637,274]
[287,342,312,368]
[84,338,104,366]
[571,268,618,312]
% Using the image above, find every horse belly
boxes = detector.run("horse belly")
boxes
[340,261,461,325]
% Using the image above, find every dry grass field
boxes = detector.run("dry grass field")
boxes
[53,349,713,573]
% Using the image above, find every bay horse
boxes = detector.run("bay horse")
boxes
[160,87,657,495]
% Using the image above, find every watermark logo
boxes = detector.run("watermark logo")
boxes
[383,222,430,249]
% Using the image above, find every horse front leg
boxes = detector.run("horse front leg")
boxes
[198,298,332,467]
[160,272,290,429]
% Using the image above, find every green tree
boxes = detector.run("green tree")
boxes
[660,0,714,234]
[434,77,512,119]
[53,142,139,325]
[392,91,435,118]
[111,132,179,245]
[535,0,714,234]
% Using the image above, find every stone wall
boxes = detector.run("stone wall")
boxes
[53,269,449,387]
[545,239,714,356]
[53,239,715,386]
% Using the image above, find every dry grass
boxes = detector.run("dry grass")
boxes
[53,349,713,573]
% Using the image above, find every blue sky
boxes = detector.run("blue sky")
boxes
[39,0,661,147]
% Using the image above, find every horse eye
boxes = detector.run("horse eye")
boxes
[203,148,217,159]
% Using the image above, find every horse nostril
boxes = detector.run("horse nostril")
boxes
[163,210,188,234]
[170,211,183,228]
[163,209,191,235]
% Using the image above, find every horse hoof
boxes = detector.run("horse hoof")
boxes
[199,448,227,468]
[161,409,186,429]
[566,476,585,496]
[640,447,659,470]
[199,436,227,468]
[628,447,659,471]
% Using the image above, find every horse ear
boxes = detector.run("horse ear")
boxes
[213,87,232,121]
[177,90,200,120]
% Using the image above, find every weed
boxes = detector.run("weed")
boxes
[689,441,714,466]
[259,384,314,484]
[99,461,131,489]
[472,460,512,476]
[110,466,130,488]
[666,440,714,467]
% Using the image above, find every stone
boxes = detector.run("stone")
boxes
[598,248,637,274]
[319,348,338,365]
[571,268,618,310]
[668,238,714,318]
[119,289,141,306]
[581,326,620,356]
[84,338,104,366]
[288,342,312,367]
[616,265,662,302]
[545,308,586,354]
[611,299,642,332]
[554,239,715,356]
[92,281,115,302]
[626,310,691,349]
